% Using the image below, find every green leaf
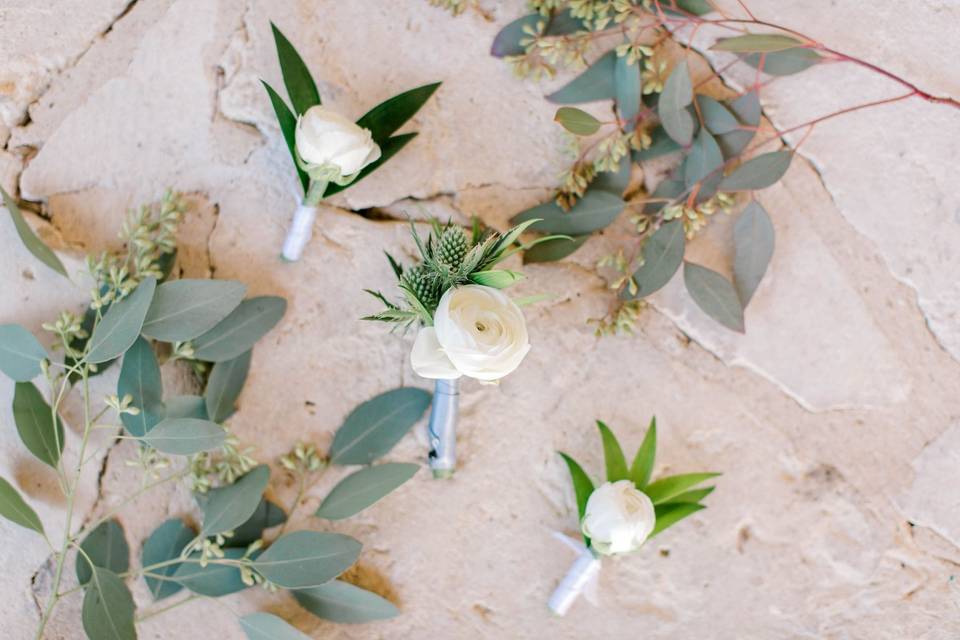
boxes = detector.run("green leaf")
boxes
[240,613,311,640]
[591,156,631,196]
[719,150,792,192]
[629,417,657,489]
[0,324,48,382]
[81,567,136,640]
[142,518,194,600]
[86,277,157,364]
[294,580,399,624]
[555,106,602,136]
[522,234,590,264]
[270,22,320,115]
[0,476,44,534]
[117,337,163,438]
[512,190,624,236]
[142,279,247,342]
[614,54,641,130]
[650,502,705,537]
[66,305,114,384]
[660,0,713,15]
[77,519,129,586]
[191,296,286,363]
[743,48,821,76]
[696,95,739,135]
[468,269,524,288]
[683,262,745,332]
[227,499,287,547]
[204,350,252,424]
[658,61,695,146]
[595,421,628,482]
[712,34,804,53]
[683,128,723,187]
[253,530,361,589]
[558,452,594,521]
[623,220,685,299]
[140,418,225,455]
[13,381,63,468]
[172,548,251,597]
[1,185,67,278]
[163,395,208,420]
[262,80,309,193]
[324,133,418,197]
[490,14,540,58]
[633,125,682,161]
[316,463,419,521]
[201,464,271,536]
[547,50,616,104]
[717,91,760,158]
[355,83,441,144]
[644,472,720,504]
[330,388,431,465]
[733,202,775,305]
[661,486,714,505]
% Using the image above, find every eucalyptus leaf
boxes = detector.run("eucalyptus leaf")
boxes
[201,464,270,536]
[546,50,616,104]
[324,133,418,197]
[141,418,225,455]
[81,567,136,640]
[658,61,694,146]
[683,262,745,332]
[142,518,194,600]
[262,80,309,193]
[661,0,713,15]
[142,279,247,342]
[228,499,287,547]
[717,91,760,158]
[13,381,63,468]
[633,125,681,161]
[117,337,163,438]
[0,476,44,534]
[591,156,631,196]
[468,269,524,288]
[743,48,821,76]
[270,22,320,115]
[559,452,594,521]
[1,185,68,278]
[294,580,399,624]
[650,502,705,537]
[191,296,286,363]
[490,14,540,58]
[172,548,251,597]
[644,472,720,504]
[330,388,431,465]
[623,220,685,299]
[0,324,48,382]
[614,54,641,130]
[163,395,208,420]
[85,277,157,364]
[522,234,589,264]
[555,106,602,136]
[629,417,657,489]
[733,202,775,305]
[719,150,792,192]
[240,613,311,640]
[596,421,628,482]
[683,128,723,187]
[642,179,684,215]
[205,351,252,423]
[696,95,739,135]
[511,190,624,236]
[316,463,419,521]
[252,531,361,589]
[712,34,804,53]
[355,82,441,144]
[77,519,129,586]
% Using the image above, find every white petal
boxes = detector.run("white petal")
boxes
[411,327,461,380]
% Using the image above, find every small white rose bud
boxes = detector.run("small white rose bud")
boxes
[581,480,656,556]
[295,105,381,182]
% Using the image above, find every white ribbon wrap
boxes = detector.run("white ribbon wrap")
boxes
[281,203,319,262]
[548,532,601,616]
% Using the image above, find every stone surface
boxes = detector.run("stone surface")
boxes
[1,1,960,639]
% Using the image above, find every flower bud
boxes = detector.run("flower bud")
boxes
[581,480,656,555]
[295,105,381,184]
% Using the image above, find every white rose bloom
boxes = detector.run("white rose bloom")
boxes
[410,285,531,382]
[581,480,656,555]
[295,105,381,179]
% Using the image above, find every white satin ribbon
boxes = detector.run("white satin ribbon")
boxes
[548,531,601,616]
[281,203,318,262]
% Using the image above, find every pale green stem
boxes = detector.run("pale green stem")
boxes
[302,179,329,207]
[272,463,327,542]
[136,594,201,623]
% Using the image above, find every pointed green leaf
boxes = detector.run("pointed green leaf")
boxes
[733,202,775,305]
[650,502,705,537]
[712,34,804,53]
[13,381,63,468]
[77,519,129,586]
[270,22,320,115]
[512,190,624,236]
[695,95,739,135]
[140,418,225,455]
[316,463,419,521]
[142,279,247,342]
[629,417,657,489]
[323,132,418,197]
[468,269,524,288]
[623,220,685,299]
[355,82,441,144]
[227,499,287,547]
[330,388,431,465]
[658,61,695,146]
[0,324,48,382]
[205,350,252,424]
[683,262,745,332]
[240,613,311,640]
[1,185,67,278]
[660,486,714,505]
[81,567,136,640]
[719,150,792,192]
[191,296,286,363]
[555,107,602,136]
[0,476,44,534]
[253,530,361,589]
[294,580,399,624]
[86,277,157,364]
[614,54,641,130]
[172,547,251,597]
[596,421,628,482]
[547,51,617,104]
[117,337,163,438]
[559,452,594,521]
[262,80,309,193]
[743,48,821,76]
[644,472,720,504]
[522,234,590,264]
[201,464,270,536]
[683,128,723,187]
[142,518,195,600]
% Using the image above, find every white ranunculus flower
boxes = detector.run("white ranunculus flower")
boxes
[295,105,381,180]
[581,480,656,556]
[410,285,530,382]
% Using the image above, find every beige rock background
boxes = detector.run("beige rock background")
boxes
[1,0,960,637]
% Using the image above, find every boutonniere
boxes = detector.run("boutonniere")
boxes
[262,23,440,261]
[550,418,719,615]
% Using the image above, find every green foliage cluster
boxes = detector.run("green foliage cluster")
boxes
[0,189,431,639]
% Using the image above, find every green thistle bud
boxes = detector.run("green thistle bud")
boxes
[402,264,441,309]
[436,226,468,269]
